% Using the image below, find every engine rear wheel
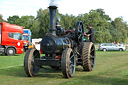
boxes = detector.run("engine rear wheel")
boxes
[61,48,76,78]
[75,21,84,44]
[24,48,40,77]
[82,42,95,71]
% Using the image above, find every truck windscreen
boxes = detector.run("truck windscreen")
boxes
[8,33,22,40]
[23,35,29,40]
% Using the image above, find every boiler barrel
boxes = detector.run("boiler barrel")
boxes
[40,36,71,54]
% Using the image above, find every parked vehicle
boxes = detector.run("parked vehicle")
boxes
[0,22,24,56]
[98,43,126,51]
[23,29,31,51]
[31,38,42,50]
[23,29,31,43]
[22,33,29,51]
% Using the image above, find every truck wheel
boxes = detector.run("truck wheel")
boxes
[6,48,15,56]
[24,48,40,77]
[61,48,76,78]
[82,42,95,71]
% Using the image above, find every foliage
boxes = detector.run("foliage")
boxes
[0,14,4,23]
[7,15,19,24]
[6,8,128,43]
[36,8,50,38]
[111,17,128,42]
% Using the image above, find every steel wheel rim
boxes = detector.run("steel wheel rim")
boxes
[75,21,84,44]
[90,45,95,69]
[31,52,40,75]
[69,51,76,76]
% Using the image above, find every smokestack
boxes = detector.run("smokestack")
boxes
[49,6,57,36]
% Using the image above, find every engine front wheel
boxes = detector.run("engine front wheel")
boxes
[24,48,40,77]
[61,48,76,78]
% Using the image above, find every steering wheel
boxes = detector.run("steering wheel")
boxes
[75,21,84,44]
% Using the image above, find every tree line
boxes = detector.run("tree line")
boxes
[0,8,128,43]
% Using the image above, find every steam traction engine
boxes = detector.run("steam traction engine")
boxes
[24,6,96,78]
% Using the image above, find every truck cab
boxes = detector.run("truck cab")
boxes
[22,33,29,51]
[0,22,24,56]
[23,29,31,51]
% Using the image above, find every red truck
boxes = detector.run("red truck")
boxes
[0,22,24,56]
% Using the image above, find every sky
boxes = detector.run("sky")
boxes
[0,0,128,23]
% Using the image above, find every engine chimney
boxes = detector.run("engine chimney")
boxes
[49,6,57,36]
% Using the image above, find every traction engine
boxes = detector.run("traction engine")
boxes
[24,5,96,78]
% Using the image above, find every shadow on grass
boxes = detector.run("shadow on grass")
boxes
[0,65,90,79]
[0,66,64,78]
[0,54,20,56]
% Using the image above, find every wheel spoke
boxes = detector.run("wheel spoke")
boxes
[70,64,75,68]
[78,35,81,39]
[34,52,38,58]
[70,55,74,60]
[90,61,93,66]
[91,48,94,53]
[69,64,74,74]
[31,59,34,65]
[90,55,94,59]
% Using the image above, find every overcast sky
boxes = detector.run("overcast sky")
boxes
[0,0,128,23]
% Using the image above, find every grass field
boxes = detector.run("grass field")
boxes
[0,50,128,85]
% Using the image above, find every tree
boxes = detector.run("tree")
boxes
[96,9,111,21]
[5,7,128,43]
[0,14,4,23]
[111,17,128,42]
[83,9,112,43]
[7,15,19,24]
[31,20,40,38]
[36,8,49,37]
[15,16,35,29]
[59,14,77,30]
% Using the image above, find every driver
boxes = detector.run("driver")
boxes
[84,24,95,43]
[56,18,64,36]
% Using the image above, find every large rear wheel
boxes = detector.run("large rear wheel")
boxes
[61,48,76,78]
[82,42,95,71]
[24,48,40,77]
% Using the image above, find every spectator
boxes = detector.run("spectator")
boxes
[84,24,95,43]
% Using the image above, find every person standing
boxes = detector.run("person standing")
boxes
[84,24,95,43]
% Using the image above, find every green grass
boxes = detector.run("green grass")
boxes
[0,51,128,85]
[0,53,24,69]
